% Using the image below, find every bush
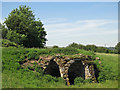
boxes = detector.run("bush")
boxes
[94,56,118,82]
[43,74,65,84]
[74,77,85,85]
[84,79,92,83]
[43,75,56,82]
[74,77,93,85]
[98,66,117,82]
[52,45,59,48]
[56,77,66,83]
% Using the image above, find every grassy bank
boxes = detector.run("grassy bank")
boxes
[95,53,118,76]
[2,47,118,88]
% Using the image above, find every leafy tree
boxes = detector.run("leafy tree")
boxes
[6,30,26,45]
[2,25,8,39]
[4,5,47,48]
[78,44,86,49]
[52,45,59,48]
[2,39,18,47]
[115,42,120,54]
[67,42,79,48]
[86,45,97,51]
[67,42,85,49]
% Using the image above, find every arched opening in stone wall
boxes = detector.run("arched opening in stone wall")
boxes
[44,60,61,77]
[68,60,85,85]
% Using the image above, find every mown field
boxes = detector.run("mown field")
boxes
[2,47,118,88]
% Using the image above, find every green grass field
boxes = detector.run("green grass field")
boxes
[2,47,118,88]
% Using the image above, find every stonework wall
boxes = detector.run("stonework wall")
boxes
[20,54,99,85]
[39,55,98,85]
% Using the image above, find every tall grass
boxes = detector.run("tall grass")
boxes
[95,53,118,82]
[2,47,118,88]
[2,70,118,88]
[95,53,118,73]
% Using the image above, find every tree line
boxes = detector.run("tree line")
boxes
[66,42,120,54]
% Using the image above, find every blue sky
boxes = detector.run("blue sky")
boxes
[1,2,118,47]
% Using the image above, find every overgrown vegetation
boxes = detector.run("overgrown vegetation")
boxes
[2,47,118,88]
[94,53,118,82]
[115,42,120,54]
[2,47,66,88]
[74,77,92,85]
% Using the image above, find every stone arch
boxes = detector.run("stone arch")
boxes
[68,60,85,85]
[44,60,61,77]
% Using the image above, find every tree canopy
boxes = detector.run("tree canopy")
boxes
[3,5,47,48]
[115,42,120,54]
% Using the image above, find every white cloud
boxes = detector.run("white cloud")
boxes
[44,19,117,33]
[42,18,68,24]
[44,19,117,47]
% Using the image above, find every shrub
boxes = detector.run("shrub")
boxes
[52,45,59,48]
[97,66,117,82]
[43,74,65,84]
[55,77,66,83]
[84,79,92,83]
[94,57,118,82]
[74,77,85,85]
[43,75,55,82]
